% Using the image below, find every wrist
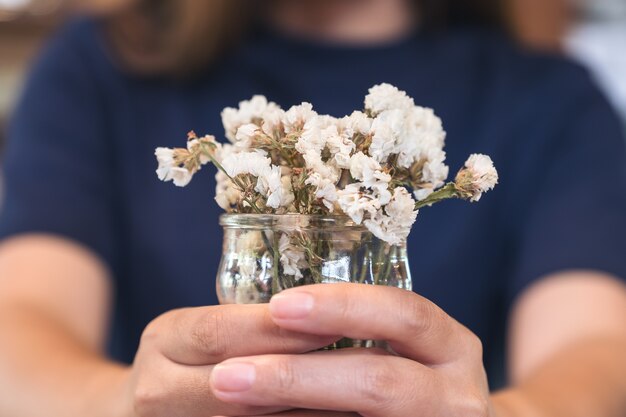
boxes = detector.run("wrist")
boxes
[82,364,134,417]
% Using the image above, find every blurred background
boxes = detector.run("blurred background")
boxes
[1,0,626,143]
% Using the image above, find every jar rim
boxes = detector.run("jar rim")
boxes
[219,213,368,231]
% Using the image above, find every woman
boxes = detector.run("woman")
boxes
[0,0,625,416]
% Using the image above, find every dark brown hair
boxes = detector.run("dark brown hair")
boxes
[105,0,504,76]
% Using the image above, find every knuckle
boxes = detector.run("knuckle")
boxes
[403,295,441,338]
[190,307,230,360]
[358,361,398,411]
[140,311,172,346]
[337,286,357,322]
[275,357,298,393]
[228,404,265,416]
[457,392,490,417]
[465,331,484,360]
[133,378,166,416]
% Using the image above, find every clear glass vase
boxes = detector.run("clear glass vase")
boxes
[216,214,412,348]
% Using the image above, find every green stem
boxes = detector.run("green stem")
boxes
[310,265,322,284]
[295,232,323,284]
[414,183,460,210]
[373,243,388,286]
[203,149,263,214]
[244,198,263,214]
[261,232,281,295]
[350,242,359,283]
[380,245,395,286]
[359,244,370,284]
[305,246,322,284]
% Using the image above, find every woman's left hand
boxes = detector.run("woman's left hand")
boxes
[209,283,495,417]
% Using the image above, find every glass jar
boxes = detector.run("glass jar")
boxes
[216,214,412,348]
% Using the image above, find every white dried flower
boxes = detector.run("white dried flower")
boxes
[306,173,338,211]
[413,188,432,201]
[295,117,324,155]
[349,152,392,204]
[215,171,242,210]
[235,279,262,304]
[186,138,208,165]
[236,231,265,254]
[422,149,448,186]
[221,151,290,208]
[455,154,499,202]
[370,109,405,163]
[363,187,418,245]
[349,152,390,185]
[371,182,392,206]
[315,114,340,130]
[213,144,242,209]
[413,148,449,200]
[279,234,306,278]
[322,125,356,169]
[283,102,317,134]
[297,118,354,172]
[396,106,447,169]
[167,167,193,187]
[214,142,234,163]
[238,255,258,281]
[261,106,286,137]
[222,95,281,142]
[336,183,382,225]
[155,148,196,187]
[279,175,296,208]
[318,183,339,211]
[234,123,259,150]
[187,134,221,162]
[155,147,175,180]
[221,151,271,179]
[365,83,414,115]
[343,111,373,135]
[302,150,341,184]
[256,165,285,209]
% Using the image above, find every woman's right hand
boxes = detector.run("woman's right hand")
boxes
[126,303,338,417]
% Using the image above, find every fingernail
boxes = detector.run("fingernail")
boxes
[270,291,314,319]
[211,362,255,392]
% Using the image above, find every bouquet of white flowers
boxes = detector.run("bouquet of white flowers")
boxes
[155,83,498,247]
[156,84,498,348]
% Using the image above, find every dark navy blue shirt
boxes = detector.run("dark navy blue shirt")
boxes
[2,19,626,384]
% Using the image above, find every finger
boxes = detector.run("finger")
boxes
[143,304,339,365]
[209,349,440,417]
[268,284,479,364]
[133,354,289,417]
[240,411,359,417]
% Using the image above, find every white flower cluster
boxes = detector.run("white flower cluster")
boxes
[221,95,284,143]
[155,147,190,186]
[365,84,449,200]
[220,151,293,209]
[278,234,307,278]
[155,134,219,187]
[155,83,498,246]
[455,154,499,202]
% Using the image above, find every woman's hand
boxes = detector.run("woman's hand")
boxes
[209,283,494,417]
[127,304,338,417]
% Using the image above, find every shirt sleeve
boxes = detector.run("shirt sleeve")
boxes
[508,73,626,302]
[0,24,119,270]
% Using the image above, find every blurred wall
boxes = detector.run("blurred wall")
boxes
[565,0,626,125]
[0,24,50,124]
[1,0,624,145]
[0,0,129,144]
[0,1,62,145]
